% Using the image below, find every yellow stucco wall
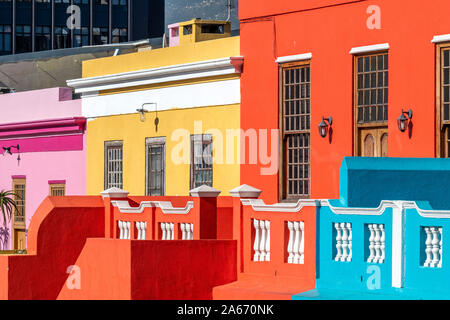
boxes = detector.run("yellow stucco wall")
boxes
[82,36,240,78]
[86,104,240,196]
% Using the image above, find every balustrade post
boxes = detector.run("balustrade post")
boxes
[229,184,262,273]
[100,187,130,239]
[190,185,221,239]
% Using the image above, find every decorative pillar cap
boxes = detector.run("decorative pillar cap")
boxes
[100,187,129,199]
[229,184,262,198]
[189,185,221,198]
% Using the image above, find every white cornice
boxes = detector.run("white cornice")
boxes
[432,34,450,44]
[349,43,390,55]
[111,200,194,214]
[276,53,312,64]
[67,56,244,96]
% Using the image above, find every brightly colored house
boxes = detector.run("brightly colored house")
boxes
[239,0,450,204]
[0,87,86,251]
[67,19,242,198]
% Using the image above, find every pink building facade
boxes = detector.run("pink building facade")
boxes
[0,88,86,251]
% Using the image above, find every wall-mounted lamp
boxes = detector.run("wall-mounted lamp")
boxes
[397,109,413,133]
[318,117,333,138]
[2,144,20,161]
[137,102,159,131]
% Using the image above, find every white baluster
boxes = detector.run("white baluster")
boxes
[335,223,342,261]
[346,223,352,262]
[373,224,381,263]
[340,223,348,262]
[136,222,142,240]
[265,220,270,262]
[142,222,147,240]
[181,223,186,240]
[170,223,175,240]
[126,222,131,239]
[118,221,123,239]
[300,221,305,264]
[379,224,385,263]
[424,227,432,267]
[259,220,266,261]
[189,224,193,240]
[161,223,167,240]
[287,222,294,264]
[431,227,440,268]
[439,227,443,268]
[368,224,375,263]
[253,219,260,261]
[293,221,300,264]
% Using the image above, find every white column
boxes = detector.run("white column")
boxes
[118,221,124,239]
[170,223,175,240]
[373,224,381,263]
[181,223,186,240]
[293,221,300,264]
[259,220,267,261]
[340,222,348,262]
[431,227,440,268]
[161,223,167,240]
[287,221,294,263]
[346,222,352,262]
[253,219,260,261]
[265,220,270,261]
[335,223,342,261]
[142,222,147,240]
[368,224,375,263]
[300,221,305,264]
[136,222,142,240]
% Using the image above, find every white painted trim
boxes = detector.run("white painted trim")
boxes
[67,57,243,96]
[391,201,405,289]
[432,34,450,44]
[111,200,194,214]
[276,53,312,64]
[349,43,390,55]
[240,198,325,213]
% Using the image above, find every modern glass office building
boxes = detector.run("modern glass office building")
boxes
[0,0,164,56]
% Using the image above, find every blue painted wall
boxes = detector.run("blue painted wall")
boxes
[340,157,450,210]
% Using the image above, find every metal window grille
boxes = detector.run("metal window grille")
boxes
[356,52,389,124]
[105,142,123,189]
[190,134,213,189]
[282,64,311,199]
[13,181,25,224]
[50,185,65,196]
[146,137,165,196]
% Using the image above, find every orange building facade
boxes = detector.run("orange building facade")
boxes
[239,0,450,203]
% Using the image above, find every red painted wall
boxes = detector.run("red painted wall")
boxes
[240,0,447,203]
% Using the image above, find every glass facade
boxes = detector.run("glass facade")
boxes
[0,0,164,56]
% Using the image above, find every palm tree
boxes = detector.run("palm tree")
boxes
[0,190,19,227]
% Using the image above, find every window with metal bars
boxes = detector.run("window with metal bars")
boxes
[105,141,123,189]
[440,47,450,158]
[190,134,213,189]
[146,137,165,196]
[12,179,25,226]
[49,184,65,196]
[281,63,311,200]
[355,52,389,124]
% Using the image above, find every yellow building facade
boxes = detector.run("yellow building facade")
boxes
[68,21,242,196]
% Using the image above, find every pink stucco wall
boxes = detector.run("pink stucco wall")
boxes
[0,88,85,250]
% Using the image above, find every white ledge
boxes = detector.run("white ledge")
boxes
[241,198,326,212]
[112,200,194,214]
[432,34,450,44]
[276,53,312,64]
[349,43,389,55]
[67,56,244,96]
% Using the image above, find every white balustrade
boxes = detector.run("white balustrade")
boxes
[334,223,352,262]
[423,226,443,268]
[252,219,270,262]
[366,224,385,264]
[334,223,342,262]
[287,221,305,265]
[161,222,175,240]
[135,221,147,240]
[117,220,131,240]
[180,223,194,240]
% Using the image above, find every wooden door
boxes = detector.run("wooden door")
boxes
[359,128,388,157]
[14,229,26,251]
